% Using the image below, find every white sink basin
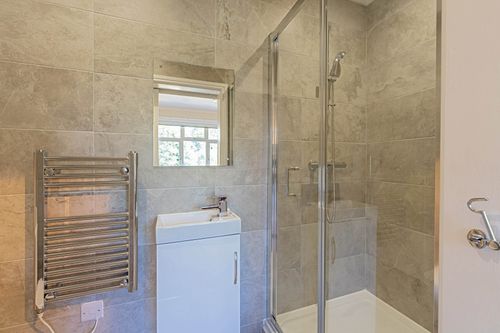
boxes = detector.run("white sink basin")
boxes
[156,209,241,244]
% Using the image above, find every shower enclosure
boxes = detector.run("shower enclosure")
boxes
[264,0,440,332]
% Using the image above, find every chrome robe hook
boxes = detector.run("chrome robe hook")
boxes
[467,198,500,250]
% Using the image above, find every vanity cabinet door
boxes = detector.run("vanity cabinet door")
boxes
[157,234,240,333]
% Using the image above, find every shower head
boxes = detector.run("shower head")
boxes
[329,51,347,81]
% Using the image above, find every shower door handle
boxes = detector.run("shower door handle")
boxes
[287,167,300,196]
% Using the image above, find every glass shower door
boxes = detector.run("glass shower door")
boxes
[269,1,322,330]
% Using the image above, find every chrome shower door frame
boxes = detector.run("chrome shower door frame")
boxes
[265,0,442,332]
[265,0,329,332]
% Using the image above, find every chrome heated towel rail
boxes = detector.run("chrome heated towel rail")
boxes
[34,150,138,312]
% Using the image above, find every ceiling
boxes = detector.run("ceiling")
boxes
[349,0,375,6]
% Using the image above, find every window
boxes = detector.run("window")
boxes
[158,124,220,166]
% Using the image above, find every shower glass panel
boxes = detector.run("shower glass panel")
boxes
[267,0,439,333]
[270,0,321,329]
[325,0,438,332]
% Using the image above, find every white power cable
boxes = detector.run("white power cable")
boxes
[37,313,56,333]
[90,319,99,333]
[38,312,99,333]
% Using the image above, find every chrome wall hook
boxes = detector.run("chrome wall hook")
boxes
[467,197,500,250]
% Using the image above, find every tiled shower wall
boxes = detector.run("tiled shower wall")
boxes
[275,1,437,331]
[276,0,372,314]
[0,0,300,332]
[366,0,437,330]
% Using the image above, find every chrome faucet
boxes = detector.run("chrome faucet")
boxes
[201,196,228,217]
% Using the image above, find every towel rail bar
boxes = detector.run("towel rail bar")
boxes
[34,150,138,312]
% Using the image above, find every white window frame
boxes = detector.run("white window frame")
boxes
[158,124,219,166]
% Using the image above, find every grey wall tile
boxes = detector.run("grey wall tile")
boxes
[330,219,367,259]
[334,181,366,203]
[277,226,301,270]
[366,39,436,103]
[334,143,367,182]
[329,23,366,67]
[365,0,437,328]
[215,139,267,186]
[328,0,367,32]
[94,14,215,78]
[0,260,30,328]
[333,64,366,106]
[94,74,153,134]
[328,254,366,299]
[277,96,302,141]
[0,314,95,333]
[279,12,319,57]
[368,181,435,235]
[368,138,436,186]
[277,268,304,313]
[334,103,367,143]
[301,260,318,306]
[241,321,264,333]
[0,0,92,70]
[40,0,93,10]
[0,195,33,263]
[215,39,268,95]
[98,298,156,333]
[216,0,290,47]
[95,0,216,37]
[277,140,302,185]
[300,98,320,141]
[277,185,302,227]
[300,223,317,261]
[302,0,320,18]
[367,0,436,66]
[241,275,267,326]
[0,63,93,131]
[366,0,414,32]
[233,91,267,140]
[367,88,437,141]
[0,129,93,195]
[241,230,267,280]
[278,51,319,99]
[376,261,434,330]
[215,185,267,231]
[365,254,376,294]
[377,225,434,282]
[366,216,377,256]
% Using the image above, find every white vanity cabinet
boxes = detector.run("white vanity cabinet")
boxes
[156,209,241,333]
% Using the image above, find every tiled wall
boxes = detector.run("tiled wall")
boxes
[366,0,437,330]
[0,0,298,332]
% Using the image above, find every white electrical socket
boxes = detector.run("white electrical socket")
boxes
[81,300,104,322]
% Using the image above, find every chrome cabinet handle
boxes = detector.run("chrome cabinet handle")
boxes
[287,167,300,196]
[233,252,238,285]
